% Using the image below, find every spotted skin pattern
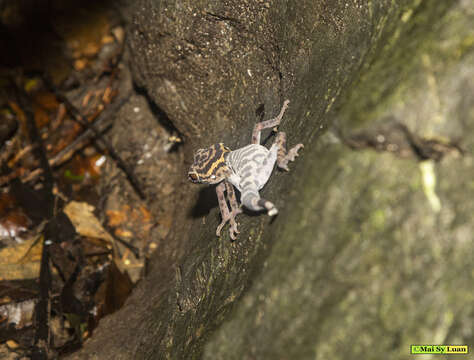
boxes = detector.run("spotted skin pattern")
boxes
[188,100,303,240]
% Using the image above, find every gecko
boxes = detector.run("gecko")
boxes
[188,100,303,240]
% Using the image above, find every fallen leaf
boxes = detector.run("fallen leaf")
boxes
[63,201,112,244]
[0,236,42,280]
[6,340,19,349]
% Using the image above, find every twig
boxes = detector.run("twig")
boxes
[112,234,140,259]
[11,81,56,358]
[0,123,112,187]
[32,235,53,358]
[12,80,55,212]
[42,75,145,199]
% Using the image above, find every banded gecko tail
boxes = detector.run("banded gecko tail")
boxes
[241,187,278,216]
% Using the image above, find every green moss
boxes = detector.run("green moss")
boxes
[340,1,458,128]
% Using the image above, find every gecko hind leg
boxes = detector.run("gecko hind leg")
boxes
[251,99,290,144]
[275,131,304,171]
[225,181,242,239]
[216,181,242,240]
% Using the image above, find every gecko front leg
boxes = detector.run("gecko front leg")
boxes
[251,99,290,144]
[216,181,241,240]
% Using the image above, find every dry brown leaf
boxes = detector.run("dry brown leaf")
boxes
[94,260,132,318]
[7,101,27,138]
[105,209,127,227]
[64,202,129,274]
[101,35,114,44]
[114,228,132,239]
[111,27,124,44]
[33,106,50,128]
[6,340,19,349]
[139,205,152,222]
[74,59,87,71]
[0,236,42,280]
[34,92,59,111]
[63,201,112,244]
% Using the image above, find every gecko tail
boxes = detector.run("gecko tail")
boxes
[258,199,278,216]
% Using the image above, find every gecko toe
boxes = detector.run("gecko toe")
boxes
[216,219,229,237]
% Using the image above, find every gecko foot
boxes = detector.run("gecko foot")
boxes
[216,208,242,240]
[278,144,304,171]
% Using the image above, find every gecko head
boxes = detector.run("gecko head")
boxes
[188,143,231,184]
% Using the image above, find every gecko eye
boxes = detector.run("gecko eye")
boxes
[188,173,199,182]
